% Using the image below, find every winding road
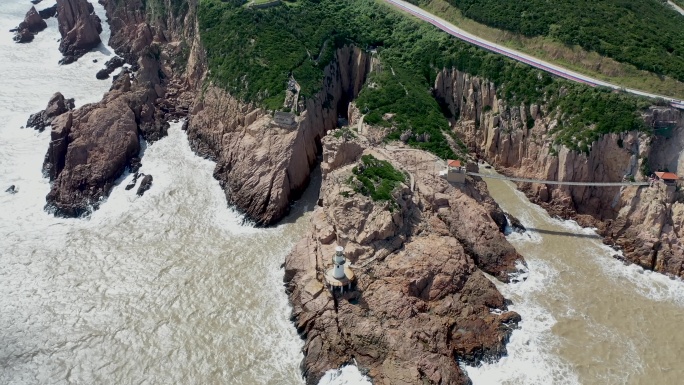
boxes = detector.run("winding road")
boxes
[384,0,684,109]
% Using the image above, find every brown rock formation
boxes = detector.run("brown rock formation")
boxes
[44,75,138,216]
[12,6,48,43]
[42,60,169,216]
[286,136,524,384]
[56,0,103,64]
[186,46,371,225]
[434,68,684,278]
[26,92,75,132]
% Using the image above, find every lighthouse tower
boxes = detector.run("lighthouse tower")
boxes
[324,245,356,292]
[332,246,346,279]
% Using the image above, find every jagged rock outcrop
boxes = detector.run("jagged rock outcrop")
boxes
[286,137,524,384]
[57,0,103,64]
[12,6,48,43]
[26,92,75,131]
[43,75,138,216]
[38,0,201,216]
[186,46,372,225]
[43,62,168,216]
[435,68,684,278]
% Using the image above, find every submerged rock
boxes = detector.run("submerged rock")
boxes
[136,174,153,196]
[26,92,75,131]
[96,56,125,80]
[56,0,103,64]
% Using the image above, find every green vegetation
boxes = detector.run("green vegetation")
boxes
[549,87,647,153]
[198,0,651,158]
[440,0,684,82]
[351,155,406,205]
[419,0,684,99]
[332,126,357,139]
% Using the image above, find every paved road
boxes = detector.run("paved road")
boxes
[384,0,684,109]
[668,0,684,16]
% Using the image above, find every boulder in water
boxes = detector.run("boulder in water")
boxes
[96,56,125,80]
[136,175,153,196]
[13,6,47,43]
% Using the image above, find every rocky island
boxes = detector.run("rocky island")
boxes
[285,134,524,383]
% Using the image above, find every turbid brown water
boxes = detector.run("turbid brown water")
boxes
[466,172,684,385]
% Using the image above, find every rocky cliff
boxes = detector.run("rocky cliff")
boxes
[186,46,371,225]
[41,0,197,216]
[285,133,524,384]
[434,68,684,278]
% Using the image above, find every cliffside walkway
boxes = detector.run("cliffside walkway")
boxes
[466,172,650,187]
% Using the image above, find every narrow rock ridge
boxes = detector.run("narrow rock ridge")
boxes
[186,46,372,225]
[57,0,103,64]
[285,133,525,384]
[434,68,684,278]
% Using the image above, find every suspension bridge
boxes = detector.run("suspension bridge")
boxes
[384,146,651,188]
[466,172,650,187]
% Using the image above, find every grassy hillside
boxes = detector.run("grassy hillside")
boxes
[438,0,684,83]
[198,0,651,157]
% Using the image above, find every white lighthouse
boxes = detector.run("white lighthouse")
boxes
[324,245,356,292]
[332,246,346,279]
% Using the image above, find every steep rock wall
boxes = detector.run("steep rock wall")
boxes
[434,68,684,278]
[186,46,372,225]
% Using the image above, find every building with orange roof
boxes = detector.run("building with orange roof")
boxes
[654,171,679,185]
[446,159,465,184]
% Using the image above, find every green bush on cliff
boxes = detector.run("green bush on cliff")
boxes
[351,155,406,204]
[198,0,651,157]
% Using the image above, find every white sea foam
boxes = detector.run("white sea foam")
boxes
[318,365,373,385]
[465,259,580,385]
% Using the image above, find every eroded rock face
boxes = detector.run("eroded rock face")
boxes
[42,67,168,216]
[44,84,138,216]
[12,6,48,43]
[435,68,684,278]
[186,46,371,225]
[286,140,524,385]
[56,0,103,64]
[26,92,75,131]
